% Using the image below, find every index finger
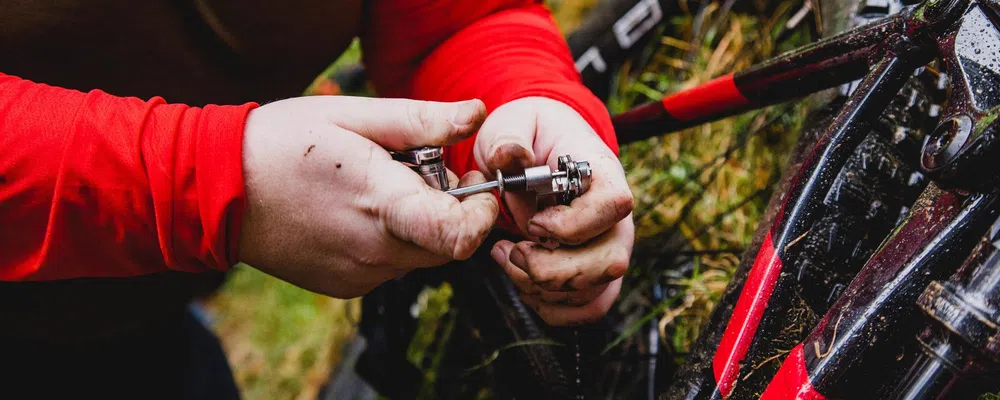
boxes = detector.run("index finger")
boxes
[526,153,633,245]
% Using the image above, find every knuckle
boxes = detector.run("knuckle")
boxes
[611,190,635,220]
[559,227,590,245]
[538,290,558,303]
[449,228,477,260]
[441,217,465,259]
[382,196,416,237]
[580,303,611,324]
[606,248,630,280]
[487,140,532,170]
[445,204,488,260]
[405,102,436,142]
[353,251,386,270]
[531,272,560,291]
[562,292,590,307]
[544,218,587,245]
[568,298,590,307]
[522,258,554,287]
[507,268,543,295]
[512,277,541,296]
[517,242,556,289]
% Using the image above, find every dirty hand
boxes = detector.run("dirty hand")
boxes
[237,96,499,298]
[477,97,635,326]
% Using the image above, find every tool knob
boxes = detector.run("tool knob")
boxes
[557,155,592,205]
[390,146,449,191]
[516,155,592,205]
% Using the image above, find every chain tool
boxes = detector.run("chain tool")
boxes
[391,146,592,205]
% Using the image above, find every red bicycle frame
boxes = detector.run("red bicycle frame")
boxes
[612,0,1000,398]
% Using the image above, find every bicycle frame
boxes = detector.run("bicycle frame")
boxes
[569,0,677,100]
[609,0,1000,398]
[613,7,898,144]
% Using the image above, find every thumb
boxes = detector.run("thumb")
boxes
[384,171,500,261]
[474,102,537,174]
[331,97,487,151]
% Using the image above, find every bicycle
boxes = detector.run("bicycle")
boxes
[611,0,1000,397]
[323,0,1000,398]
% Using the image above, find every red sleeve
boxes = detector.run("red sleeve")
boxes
[0,72,257,281]
[361,0,619,230]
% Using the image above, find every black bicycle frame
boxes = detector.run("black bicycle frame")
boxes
[608,0,1000,398]
[569,0,677,100]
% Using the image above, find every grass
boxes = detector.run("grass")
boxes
[200,265,359,400]
[201,1,818,398]
[609,0,815,360]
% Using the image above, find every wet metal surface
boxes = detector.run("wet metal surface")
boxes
[801,187,1000,399]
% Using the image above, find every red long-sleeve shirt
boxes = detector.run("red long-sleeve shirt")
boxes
[0,0,617,282]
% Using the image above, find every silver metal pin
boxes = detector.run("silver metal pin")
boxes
[446,181,500,197]
[446,170,506,198]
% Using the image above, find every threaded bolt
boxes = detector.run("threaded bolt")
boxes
[502,173,527,191]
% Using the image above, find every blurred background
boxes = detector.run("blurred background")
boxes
[198,0,818,398]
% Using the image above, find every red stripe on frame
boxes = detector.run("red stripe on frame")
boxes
[760,344,828,400]
[660,73,749,122]
[712,231,783,397]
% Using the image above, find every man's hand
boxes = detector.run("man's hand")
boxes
[477,97,635,326]
[237,96,499,298]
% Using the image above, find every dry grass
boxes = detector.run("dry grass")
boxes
[612,0,813,356]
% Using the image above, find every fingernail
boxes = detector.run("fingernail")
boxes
[490,242,507,263]
[509,246,528,271]
[451,99,483,127]
[488,142,534,171]
[527,220,550,238]
[539,239,560,250]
